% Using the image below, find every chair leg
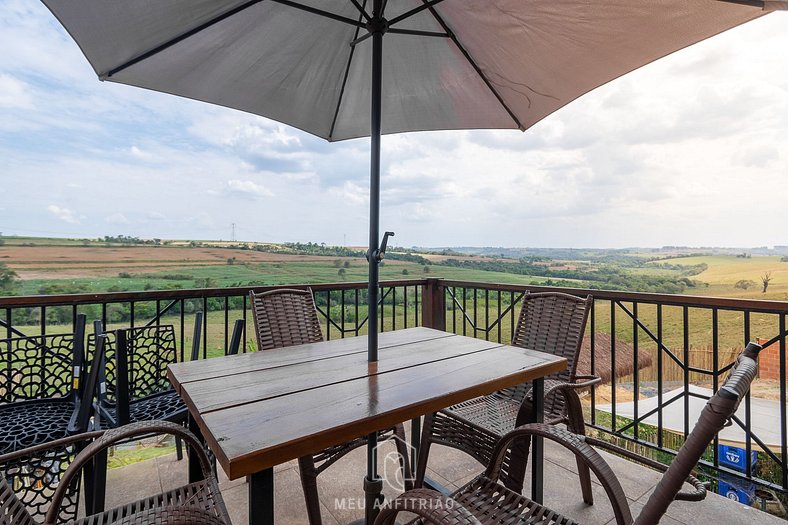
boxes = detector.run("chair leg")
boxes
[565,391,594,506]
[298,456,323,525]
[175,435,184,461]
[414,413,435,489]
[87,448,108,514]
[391,424,413,490]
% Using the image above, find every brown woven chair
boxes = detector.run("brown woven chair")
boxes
[0,420,232,525]
[376,342,764,525]
[415,292,596,500]
[250,288,412,525]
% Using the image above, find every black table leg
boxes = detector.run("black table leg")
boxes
[249,468,274,525]
[187,414,204,484]
[409,417,421,469]
[531,377,544,504]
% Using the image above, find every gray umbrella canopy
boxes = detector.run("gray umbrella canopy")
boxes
[45,0,768,142]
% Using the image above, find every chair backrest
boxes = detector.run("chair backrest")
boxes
[0,315,86,404]
[634,342,762,525]
[89,323,178,404]
[512,291,592,384]
[250,288,323,351]
[190,311,203,361]
[228,319,245,355]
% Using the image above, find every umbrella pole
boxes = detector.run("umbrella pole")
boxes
[364,2,384,524]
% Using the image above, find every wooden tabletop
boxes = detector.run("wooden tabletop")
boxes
[168,327,566,480]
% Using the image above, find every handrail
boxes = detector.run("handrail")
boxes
[0,279,429,307]
[439,280,788,313]
[2,278,786,313]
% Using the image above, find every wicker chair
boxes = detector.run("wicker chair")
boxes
[250,288,412,525]
[377,342,764,525]
[0,314,89,456]
[0,420,232,525]
[415,292,596,500]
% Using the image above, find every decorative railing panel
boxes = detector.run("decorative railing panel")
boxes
[435,280,788,505]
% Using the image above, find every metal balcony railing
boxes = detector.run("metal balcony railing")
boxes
[2,278,787,504]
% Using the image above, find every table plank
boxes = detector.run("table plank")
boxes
[169,327,451,386]
[179,334,502,414]
[197,345,565,479]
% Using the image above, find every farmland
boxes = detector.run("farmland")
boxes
[0,236,785,362]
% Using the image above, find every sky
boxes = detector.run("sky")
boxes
[0,1,786,249]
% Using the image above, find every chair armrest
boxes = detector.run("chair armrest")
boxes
[585,437,707,502]
[0,431,102,464]
[516,379,587,433]
[374,488,481,525]
[485,424,634,525]
[44,420,213,525]
[571,374,602,388]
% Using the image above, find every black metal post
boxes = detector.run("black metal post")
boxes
[531,377,544,504]
[249,468,275,525]
[367,0,383,364]
[364,5,384,525]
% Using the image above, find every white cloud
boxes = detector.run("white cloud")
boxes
[223,179,274,199]
[105,213,130,225]
[47,205,80,224]
[0,74,33,109]
[329,181,367,205]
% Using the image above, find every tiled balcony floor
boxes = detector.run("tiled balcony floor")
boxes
[104,435,782,525]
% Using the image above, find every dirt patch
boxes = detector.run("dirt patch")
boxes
[1,245,358,266]
[2,245,365,279]
[421,254,503,263]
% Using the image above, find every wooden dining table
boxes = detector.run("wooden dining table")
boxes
[168,326,567,525]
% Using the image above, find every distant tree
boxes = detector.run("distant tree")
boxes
[402,269,409,275]
[0,239,5,247]
[343,260,350,269]
[333,259,342,268]
[734,279,755,290]
[227,257,236,265]
[762,271,773,293]
[781,256,788,262]
[337,268,346,278]
[194,278,217,289]
[0,264,18,293]
[423,265,430,273]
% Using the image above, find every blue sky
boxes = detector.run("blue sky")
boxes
[1,1,787,248]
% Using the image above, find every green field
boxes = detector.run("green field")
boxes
[653,255,788,301]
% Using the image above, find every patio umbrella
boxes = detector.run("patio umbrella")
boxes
[42,0,779,364]
[40,0,782,521]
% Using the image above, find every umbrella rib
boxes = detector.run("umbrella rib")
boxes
[329,0,368,140]
[421,1,523,130]
[103,0,267,78]
[715,0,766,6]
[388,0,447,27]
[386,28,449,38]
[348,0,372,22]
[269,0,366,27]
